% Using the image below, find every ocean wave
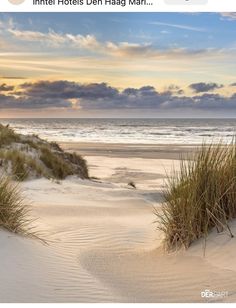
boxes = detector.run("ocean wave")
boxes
[1,118,236,145]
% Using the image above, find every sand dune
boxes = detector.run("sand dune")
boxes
[0,149,236,302]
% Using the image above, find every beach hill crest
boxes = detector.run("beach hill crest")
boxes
[0,124,89,181]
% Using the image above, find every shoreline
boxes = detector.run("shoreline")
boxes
[60,142,197,160]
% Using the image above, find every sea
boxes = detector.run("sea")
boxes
[1,118,236,145]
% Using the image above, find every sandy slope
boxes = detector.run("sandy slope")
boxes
[0,151,236,302]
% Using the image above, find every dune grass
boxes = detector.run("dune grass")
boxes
[0,176,33,236]
[65,152,89,179]
[0,124,20,146]
[155,142,236,251]
[0,149,47,181]
[40,146,74,180]
[0,150,27,181]
[0,124,89,181]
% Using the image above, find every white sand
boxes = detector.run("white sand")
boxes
[0,153,236,302]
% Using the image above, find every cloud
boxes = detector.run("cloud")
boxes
[0,93,72,109]
[150,21,206,32]
[105,41,154,57]
[6,27,154,57]
[230,82,236,87]
[8,28,100,50]
[0,83,14,91]
[220,13,236,21]
[4,23,215,60]
[105,42,212,59]
[192,93,236,109]
[0,76,26,80]
[0,80,235,111]
[189,82,223,93]
[19,80,119,100]
[165,84,184,95]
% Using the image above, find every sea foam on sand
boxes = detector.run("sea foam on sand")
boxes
[0,154,236,303]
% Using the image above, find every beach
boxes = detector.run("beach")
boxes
[0,141,236,302]
[1,7,236,304]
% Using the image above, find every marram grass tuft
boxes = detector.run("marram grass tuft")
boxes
[155,141,236,251]
[0,176,36,237]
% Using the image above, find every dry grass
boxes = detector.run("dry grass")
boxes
[0,150,27,181]
[155,141,236,251]
[64,152,89,179]
[0,124,20,146]
[40,146,74,180]
[0,176,34,236]
[0,124,89,181]
[0,150,47,181]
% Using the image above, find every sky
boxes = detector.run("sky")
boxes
[1,12,236,118]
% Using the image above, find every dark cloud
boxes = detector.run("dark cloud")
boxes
[20,81,119,100]
[230,82,236,87]
[0,83,14,92]
[0,92,71,110]
[0,80,235,111]
[164,84,184,95]
[167,84,180,91]
[0,76,27,80]
[189,82,223,93]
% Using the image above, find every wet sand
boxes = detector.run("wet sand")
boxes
[61,142,197,160]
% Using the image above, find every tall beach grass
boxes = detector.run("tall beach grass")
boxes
[0,176,33,236]
[156,141,236,250]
